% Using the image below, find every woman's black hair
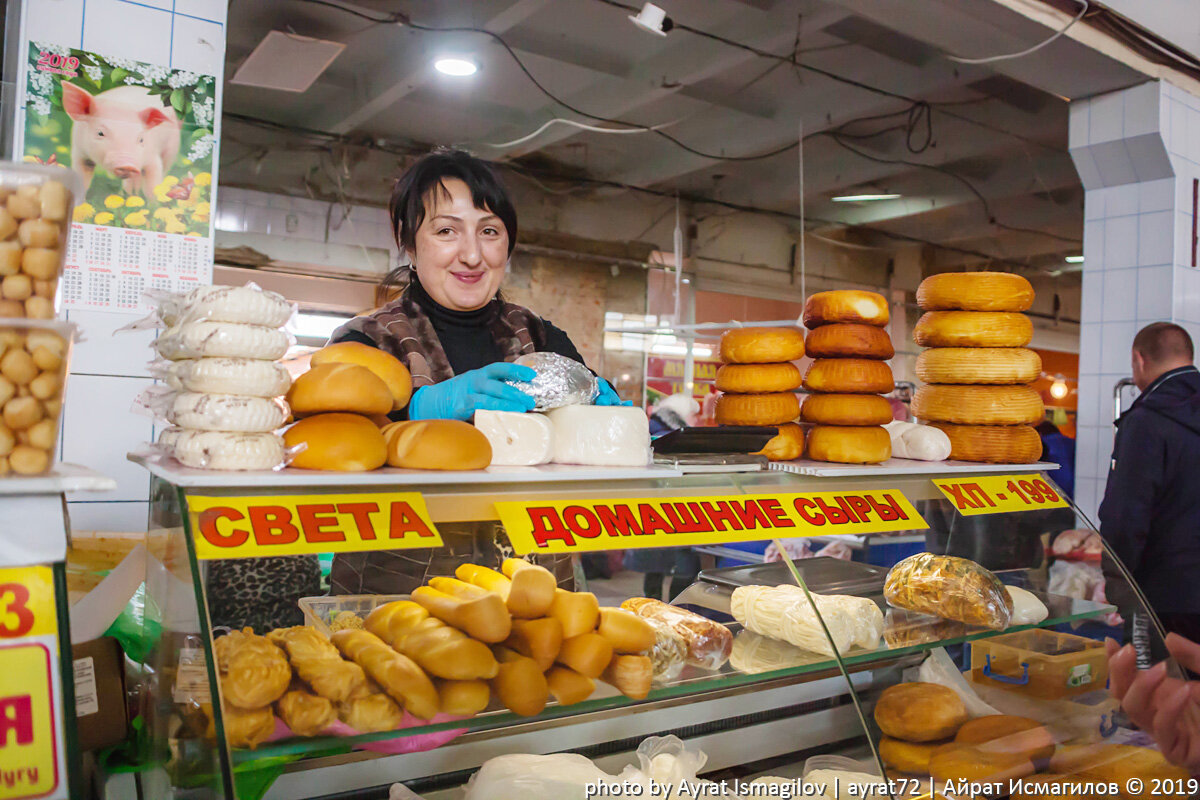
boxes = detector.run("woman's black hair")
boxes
[377,148,517,304]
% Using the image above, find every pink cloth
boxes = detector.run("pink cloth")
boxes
[268,710,467,754]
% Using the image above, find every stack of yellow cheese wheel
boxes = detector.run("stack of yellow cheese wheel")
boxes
[799,290,895,464]
[911,272,1044,463]
[714,327,806,461]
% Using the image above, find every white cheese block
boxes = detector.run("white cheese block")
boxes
[545,405,651,467]
[1006,585,1049,625]
[473,410,554,466]
[170,430,286,470]
[163,284,294,328]
[884,420,951,461]
[167,358,292,397]
[169,393,289,433]
[154,321,290,361]
[731,584,884,657]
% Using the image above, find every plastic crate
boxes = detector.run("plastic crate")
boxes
[298,594,406,637]
[970,628,1107,700]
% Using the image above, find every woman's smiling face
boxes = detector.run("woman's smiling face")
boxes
[410,178,510,311]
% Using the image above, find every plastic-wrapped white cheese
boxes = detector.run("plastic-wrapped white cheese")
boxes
[731,584,884,657]
[546,405,651,467]
[473,410,554,466]
[1006,585,1049,625]
[885,420,951,461]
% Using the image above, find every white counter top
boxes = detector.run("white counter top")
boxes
[769,458,1059,478]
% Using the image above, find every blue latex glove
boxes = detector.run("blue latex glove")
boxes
[408,362,538,421]
[595,377,632,406]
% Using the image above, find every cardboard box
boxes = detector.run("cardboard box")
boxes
[72,637,127,751]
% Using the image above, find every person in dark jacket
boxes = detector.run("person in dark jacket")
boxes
[1099,322,1200,641]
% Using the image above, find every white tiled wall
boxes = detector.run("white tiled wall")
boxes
[215,188,401,257]
[16,0,228,532]
[1069,79,1200,523]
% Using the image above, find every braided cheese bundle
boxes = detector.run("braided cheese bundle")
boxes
[730,584,883,656]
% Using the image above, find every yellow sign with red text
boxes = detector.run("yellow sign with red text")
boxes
[186,493,443,560]
[0,566,62,799]
[0,568,55,641]
[933,474,1068,516]
[495,491,927,555]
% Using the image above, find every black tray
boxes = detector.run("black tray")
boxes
[652,426,777,455]
[697,557,888,595]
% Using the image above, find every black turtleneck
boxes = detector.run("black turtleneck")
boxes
[332,279,586,376]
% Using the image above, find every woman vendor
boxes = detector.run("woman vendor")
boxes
[326,148,625,595]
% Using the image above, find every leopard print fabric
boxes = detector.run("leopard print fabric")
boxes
[207,555,321,634]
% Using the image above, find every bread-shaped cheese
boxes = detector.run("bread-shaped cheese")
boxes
[170,393,288,432]
[167,358,292,397]
[337,691,403,733]
[805,323,894,359]
[416,578,512,643]
[437,679,490,717]
[803,359,894,394]
[930,746,1035,785]
[874,682,968,742]
[597,607,656,654]
[714,392,800,426]
[473,410,553,466]
[806,425,891,464]
[284,413,388,471]
[916,347,1042,385]
[550,589,600,639]
[913,384,1044,425]
[383,419,493,470]
[266,625,366,702]
[545,405,651,466]
[801,393,893,426]
[917,271,1034,312]
[602,654,652,700]
[490,647,549,716]
[884,553,1013,629]
[954,715,1055,762]
[914,311,1033,348]
[928,423,1042,464]
[504,617,563,671]
[730,584,884,656]
[803,290,889,328]
[755,422,804,461]
[276,688,336,737]
[311,341,412,411]
[546,665,596,705]
[715,362,802,393]
[557,632,614,678]
[164,284,294,328]
[330,629,439,720]
[719,327,805,363]
[1050,744,1190,798]
[502,559,559,618]
[287,363,393,417]
[155,321,290,361]
[170,430,286,471]
[214,628,292,709]
[365,599,500,680]
[884,421,951,462]
[879,736,951,774]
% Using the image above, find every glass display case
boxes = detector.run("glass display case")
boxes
[128,454,1186,800]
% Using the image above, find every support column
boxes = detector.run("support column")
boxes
[1069,80,1200,521]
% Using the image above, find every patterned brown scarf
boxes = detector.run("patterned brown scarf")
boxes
[333,287,546,386]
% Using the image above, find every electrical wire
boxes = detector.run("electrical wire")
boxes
[292,0,401,23]
[945,1,1089,64]
[481,117,681,149]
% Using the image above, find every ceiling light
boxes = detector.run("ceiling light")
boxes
[1050,378,1069,400]
[1065,255,1084,263]
[831,193,902,202]
[629,3,673,36]
[434,57,478,77]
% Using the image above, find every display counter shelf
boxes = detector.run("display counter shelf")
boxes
[770,458,1059,477]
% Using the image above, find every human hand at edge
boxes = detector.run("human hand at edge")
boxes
[1107,634,1200,772]
[595,377,632,406]
[408,362,537,421]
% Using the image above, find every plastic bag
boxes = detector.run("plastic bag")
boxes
[153,427,298,471]
[731,584,884,656]
[617,735,715,796]
[148,357,292,398]
[884,552,1013,630]
[645,617,686,683]
[917,647,1001,718]
[103,582,163,664]
[134,385,289,433]
[621,598,732,670]
[764,538,854,563]
[132,282,296,329]
[802,754,886,799]
[507,352,598,410]
[462,753,614,800]
[153,321,292,361]
[1048,559,1103,600]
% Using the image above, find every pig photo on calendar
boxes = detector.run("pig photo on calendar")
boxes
[23,42,215,237]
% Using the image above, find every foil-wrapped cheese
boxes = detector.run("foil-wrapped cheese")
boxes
[546,405,651,467]
[473,410,554,466]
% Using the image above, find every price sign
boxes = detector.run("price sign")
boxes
[496,491,927,555]
[932,474,1068,516]
[187,492,443,560]
[0,566,65,799]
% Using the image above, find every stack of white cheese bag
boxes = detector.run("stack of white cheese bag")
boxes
[141,284,295,470]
